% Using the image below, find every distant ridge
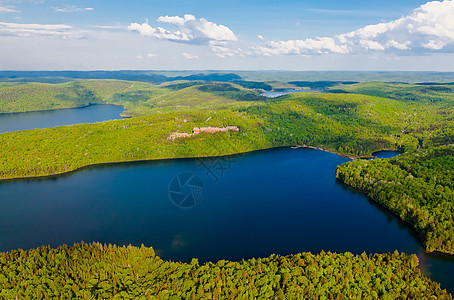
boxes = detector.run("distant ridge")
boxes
[1,71,454,84]
[0,71,242,84]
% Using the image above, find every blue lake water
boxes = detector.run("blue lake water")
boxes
[0,147,452,292]
[261,89,323,98]
[372,150,401,159]
[0,104,124,134]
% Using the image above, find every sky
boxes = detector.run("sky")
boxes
[0,0,453,71]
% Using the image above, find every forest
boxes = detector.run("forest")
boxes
[330,81,454,254]
[336,146,454,254]
[0,242,450,299]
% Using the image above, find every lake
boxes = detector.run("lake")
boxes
[0,104,124,134]
[261,89,323,98]
[0,147,452,292]
[371,150,401,159]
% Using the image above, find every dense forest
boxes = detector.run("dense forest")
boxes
[0,81,453,180]
[336,146,454,254]
[329,80,454,254]
[327,81,454,104]
[0,243,450,299]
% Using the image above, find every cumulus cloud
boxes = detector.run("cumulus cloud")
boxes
[0,6,20,13]
[338,0,454,52]
[54,6,94,13]
[255,37,350,56]
[128,14,237,44]
[359,40,385,51]
[386,40,411,50]
[147,53,156,58]
[423,40,445,49]
[0,22,84,38]
[256,0,454,56]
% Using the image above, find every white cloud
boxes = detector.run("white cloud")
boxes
[255,37,350,56]
[255,0,454,56]
[360,40,385,51]
[339,0,454,52]
[158,15,193,26]
[0,6,20,13]
[137,55,143,59]
[147,53,156,58]
[423,40,445,49]
[128,14,237,44]
[0,22,83,38]
[257,34,264,40]
[386,40,411,50]
[182,52,198,59]
[54,6,94,13]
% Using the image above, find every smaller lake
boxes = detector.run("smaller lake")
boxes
[0,104,124,134]
[371,150,401,159]
[261,89,323,98]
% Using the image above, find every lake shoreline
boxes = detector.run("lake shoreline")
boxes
[2,143,436,259]
[1,143,453,293]
[4,143,440,261]
[0,145,284,182]
[5,143,438,259]
[297,145,400,160]
[0,103,126,134]
[299,145,357,159]
[336,178,454,257]
[0,144,374,183]
[0,102,125,116]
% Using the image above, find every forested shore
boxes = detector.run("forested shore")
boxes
[337,146,454,254]
[0,243,451,299]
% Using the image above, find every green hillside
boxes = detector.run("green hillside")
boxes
[327,81,454,104]
[1,81,453,180]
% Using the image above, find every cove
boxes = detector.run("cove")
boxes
[0,148,452,292]
[0,104,124,134]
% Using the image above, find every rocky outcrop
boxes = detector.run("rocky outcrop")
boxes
[193,126,239,134]
[169,126,239,139]
[168,132,192,139]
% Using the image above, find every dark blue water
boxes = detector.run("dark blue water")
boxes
[261,89,322,98]
[372,150,401,159]
[0,104,124,134]
[0,147,452,291]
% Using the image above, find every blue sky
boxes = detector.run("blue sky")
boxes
[0,0,453,70]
